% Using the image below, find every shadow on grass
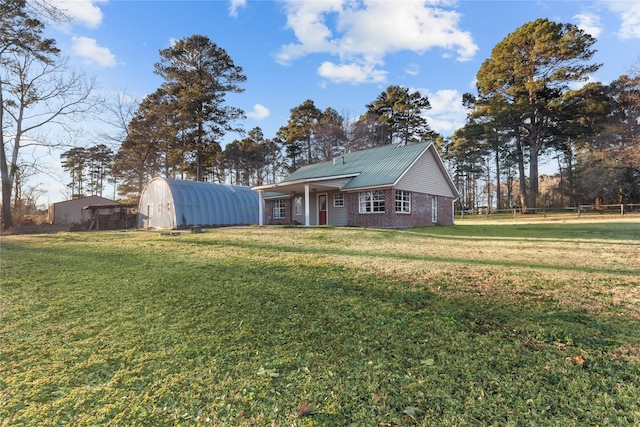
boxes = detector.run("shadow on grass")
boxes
[3,236,640,426]
[182,236,639,277]
[415,221,640,242]
[5,239,631,357]
[256,221,640,246]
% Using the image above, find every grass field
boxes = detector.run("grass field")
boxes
[1,219,640,426]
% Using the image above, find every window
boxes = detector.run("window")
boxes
[395,190,411,213]
[273,199,286,219]
[293,197,302,216]
[432,196,438,223]
[167,202,171,212]
[359,190,385,213]
[333,193,344,207]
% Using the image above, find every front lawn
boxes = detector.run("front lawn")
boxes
[1,221,639,426]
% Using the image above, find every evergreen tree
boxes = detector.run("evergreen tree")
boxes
[314,107,347,161]
[278,100,322,170]
[575,75,640,204]
[154,35,246,181]
[474,18,600,210]
[60,147,87,198]
[364,85,437,146]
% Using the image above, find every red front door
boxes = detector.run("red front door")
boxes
[318,195,327,225]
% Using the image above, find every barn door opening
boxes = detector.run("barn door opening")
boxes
[318,194,327,225]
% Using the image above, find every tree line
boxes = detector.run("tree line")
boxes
[84,19,640,211]
[450,19,639,212]
[1,1,638,230]
[102,75,439,202]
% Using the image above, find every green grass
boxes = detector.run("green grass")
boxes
[1,221,640,426]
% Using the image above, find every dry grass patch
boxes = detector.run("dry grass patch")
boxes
[218,222,639,320]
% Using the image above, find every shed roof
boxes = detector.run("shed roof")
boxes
[51,195,119,207]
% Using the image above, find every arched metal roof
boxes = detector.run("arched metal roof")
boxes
[138,178,259,228]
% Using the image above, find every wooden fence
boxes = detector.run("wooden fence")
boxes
[456,204,640,221]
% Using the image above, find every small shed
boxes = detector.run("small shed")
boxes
[137,178,259,229]
[83,204,137,230]
[49,195,121,225]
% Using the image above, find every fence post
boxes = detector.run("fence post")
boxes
[621,204,624,216]
[513,208,516,221]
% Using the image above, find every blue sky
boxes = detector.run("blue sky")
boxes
[30,0,640,203]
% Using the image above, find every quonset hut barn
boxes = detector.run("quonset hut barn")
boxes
[137,178,259,229]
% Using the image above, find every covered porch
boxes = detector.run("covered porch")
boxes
[253,175,356,226]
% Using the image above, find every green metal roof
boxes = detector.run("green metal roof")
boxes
[282,142,431,189]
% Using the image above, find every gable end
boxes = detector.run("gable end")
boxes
[395,147,457,197]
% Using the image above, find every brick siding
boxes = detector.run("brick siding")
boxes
[263,198,297,225]
[347,189,454,228]
[264,189,454,227]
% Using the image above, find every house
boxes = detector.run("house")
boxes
[252,142,459,228]
[48,195,121,226]
[137,177,259,229]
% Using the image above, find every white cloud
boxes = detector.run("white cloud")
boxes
[318,61,387,84]
[276,0,478,84]
[574,13,603,38]
[421,89,466,137]
[71,36,116,68]
[247,104,270,120]
[276,1,343,64]
[604,1,640,39]
[229,0,246,18]
[53,0,106,29]
[405,63,420,76]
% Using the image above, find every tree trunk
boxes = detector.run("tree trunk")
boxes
[529,147,538,208]
[529,136,540,209]
[494,147,501,209]
[0,166,12,229]
[557,156,564,207]
[0,81,13,230]
[515,134,528,212]
[486,166,492,212]
[507,169,514,208]
[138,169,145,198]
[196,118,204,181]
[565,149,575,207]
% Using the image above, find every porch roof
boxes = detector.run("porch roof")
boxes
[256,174,358,198]
[254,142,431,196]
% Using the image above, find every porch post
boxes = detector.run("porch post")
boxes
[304,184,310,226]
[258,190,264,226]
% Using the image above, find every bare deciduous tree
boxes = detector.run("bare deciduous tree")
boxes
[1,0,97,229]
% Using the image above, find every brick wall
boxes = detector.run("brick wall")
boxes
[437,196,455,225]
[265,191,455,227]
[264,198,296,225]
[347,189,455,228]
